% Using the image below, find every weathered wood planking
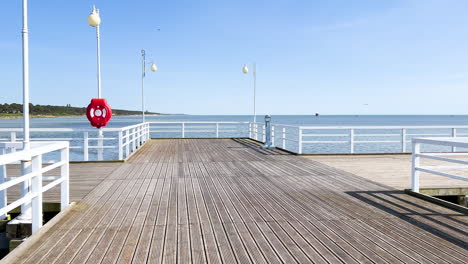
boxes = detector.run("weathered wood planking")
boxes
[5,139,468,264]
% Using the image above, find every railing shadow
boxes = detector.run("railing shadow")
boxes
[231,138,289,156]
[346,190,468,249]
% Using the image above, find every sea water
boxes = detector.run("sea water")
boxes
[2,115,468,160]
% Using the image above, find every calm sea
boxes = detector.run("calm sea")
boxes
[2,115,468,160]
[2,114,468,128]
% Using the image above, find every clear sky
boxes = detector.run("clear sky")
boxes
[1,0,468,115]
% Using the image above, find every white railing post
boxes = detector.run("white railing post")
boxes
[118,130,123,160]
[182,123,185,138]
[411,141,420,192]
[282,128,286,149]
[125,129,130,157]
[298,128,303,154]
[249,123,252,139]
[60,147,69,210]
[31,154,43,233]
[146,123,150,141]
[350,129,355,154]
[20,160,32,219]
[402,128,407,152]
[138,126,142,146]
[10,132,16,152]
[216,123,219,138]
[132,128,136,151]
[97,131,104,161]
[83,132,89,161]
[0,148,6,219]
[452,128,457,152]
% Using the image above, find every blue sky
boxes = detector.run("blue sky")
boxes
[2,0,468,115]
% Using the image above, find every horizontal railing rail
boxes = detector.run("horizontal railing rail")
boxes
[0,141,69,233]
[411,137,468,192]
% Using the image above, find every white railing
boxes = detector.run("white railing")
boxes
[268,125,468,154]
[411,137,468,192]
[3,123,468,159]
[148,121,250,139]
[0,141,69,233]
[0,122,150,161]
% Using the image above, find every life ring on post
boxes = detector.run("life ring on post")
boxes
[86,98,112,128]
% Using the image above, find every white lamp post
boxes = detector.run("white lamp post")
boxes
[88,6,102,98]
[17,0,32,221]
[141,49,157,123]
[88,6,104,160]
[242,63,257,123]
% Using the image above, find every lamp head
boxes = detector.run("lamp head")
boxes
[150,64,158,72]
[242,64,248,74]
[88,6,101,27]
[265,115,271,122]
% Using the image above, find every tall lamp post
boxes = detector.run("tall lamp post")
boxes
[17,0,32,221]
[88,6,104,159]
[88,6,102,98]
[242,63,257,123]
[141,49,157,123]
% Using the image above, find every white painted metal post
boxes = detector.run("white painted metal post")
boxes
[19,160,32,219]
[411,142,420,192]
[132,128,136,151]
[452,128,457,152]
[0,148,6,219]
[22,0,30,152]
[97,131,103,161]
[60,147,69,210]
[350,129,355,154]
[298,128,303,154]
[254,124,258,140]
[31,154,42,233]
[249,123,252,139]
[182,123,185,138]
[10,132,17,152]
[253,63,257,124]
[83,132,89,161]
[216,123,219,138]
[141,50,146,123]
[118,131,123,160]
[125,130,130,157]
[282,128,286,149]
[96,15,102,98]
[402,128,407,152]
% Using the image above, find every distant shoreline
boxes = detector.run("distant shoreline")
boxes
[0,114,165,119]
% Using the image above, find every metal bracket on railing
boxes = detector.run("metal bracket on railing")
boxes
[262,115,274,149]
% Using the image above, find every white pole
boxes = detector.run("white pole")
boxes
[253,63,256,124]
[96,21,101,98]
[141,50,146,123]
[95,9,104,149]
[22,0,30,151]
[411,142,420,192]
[19,0,32,222]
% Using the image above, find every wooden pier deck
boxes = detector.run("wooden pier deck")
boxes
[5,139,468,263]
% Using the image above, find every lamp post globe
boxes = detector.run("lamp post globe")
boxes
[151,63,158,72]
[88,7,101,27]
[242,64,249,74]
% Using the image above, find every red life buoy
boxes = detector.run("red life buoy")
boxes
[86,98,112,128]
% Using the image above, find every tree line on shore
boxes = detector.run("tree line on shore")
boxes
[0,103,158,116]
